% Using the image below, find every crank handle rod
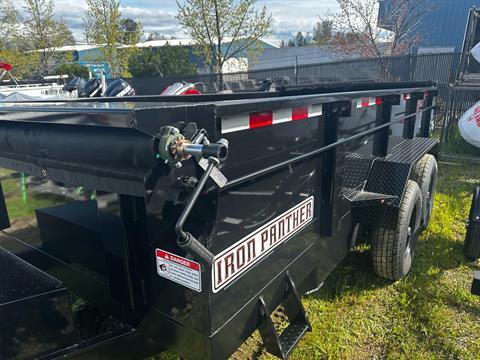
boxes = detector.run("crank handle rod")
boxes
[175,157,219,264]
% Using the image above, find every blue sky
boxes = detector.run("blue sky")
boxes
[45,0,339,44]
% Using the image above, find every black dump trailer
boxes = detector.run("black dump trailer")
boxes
[0,81,438,360]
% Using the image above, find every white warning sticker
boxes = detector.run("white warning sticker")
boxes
[156,249,202,292]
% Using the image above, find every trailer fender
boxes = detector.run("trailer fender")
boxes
[348,137,439,230]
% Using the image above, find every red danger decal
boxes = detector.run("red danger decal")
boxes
[156,249,201,292]
[212,196,314,293]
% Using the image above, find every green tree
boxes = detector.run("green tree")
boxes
[22,0,75,74]
[119,18,143,76]
[56,62,90,78]
[84,1,142,77]
[295,31,307,47]
[84,0,122,76]
[0,50,40,79]
[120,18,142,45]
[176,0,272,89]
[0,0,19,49]
[146,32,172,41]
[57,22,76,45]
[128,44,197,77]
[284,32,310,47]
[313,19,333,45]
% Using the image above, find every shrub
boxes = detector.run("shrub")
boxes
[56,63,90,78]
[128,44,197,77]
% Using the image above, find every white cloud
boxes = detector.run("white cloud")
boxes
[259,0,339,40]
[120,6,182,36]
[18,0,339,44]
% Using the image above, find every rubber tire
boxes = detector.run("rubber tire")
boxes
[372,180,423,280]
[464,187,480,260]
[411,154,438,229]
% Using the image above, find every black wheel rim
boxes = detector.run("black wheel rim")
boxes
[405,203,419,267]
[405,226,412,261]
[425,172,436,225]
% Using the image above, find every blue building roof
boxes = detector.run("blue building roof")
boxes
[378,0,479,51]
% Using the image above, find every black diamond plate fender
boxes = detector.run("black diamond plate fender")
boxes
[345,137,439,230]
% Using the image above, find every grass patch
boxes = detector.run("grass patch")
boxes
[0,170,66,221]
[442,125,480,157]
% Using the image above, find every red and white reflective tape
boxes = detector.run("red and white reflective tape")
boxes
[356,97,382,109]
[221,104,323,134]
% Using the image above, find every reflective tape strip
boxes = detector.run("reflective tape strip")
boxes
[308,104,323,117]
[273,108,292,124]
[292,106,309,121]
[221,104,323,134]
[222,113,250,134]
[249,112,273,129]
[403,93,411,100]
[356,97,382,109]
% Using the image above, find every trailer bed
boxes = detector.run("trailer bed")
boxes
[0,81,439,360]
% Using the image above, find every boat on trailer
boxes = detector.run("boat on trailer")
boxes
[0,62,70,100]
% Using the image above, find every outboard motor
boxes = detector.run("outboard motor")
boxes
[63,77,87,95]
[78,78,102,98]
[104,79,135,97]
[257,79,276,92]
[161,82,202,96]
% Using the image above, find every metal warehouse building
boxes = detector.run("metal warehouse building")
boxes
[378,0,479,51]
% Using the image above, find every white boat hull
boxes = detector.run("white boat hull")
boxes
[0,83,72,99]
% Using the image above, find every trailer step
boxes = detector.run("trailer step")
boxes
[258,271,311,359]
[278,321,310,357]
[342,188,397,206]
[472,270,480,296]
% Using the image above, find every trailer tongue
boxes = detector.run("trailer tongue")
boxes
[0,82,438,360]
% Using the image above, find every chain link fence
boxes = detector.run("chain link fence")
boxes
[440,8,480,158]
[130,52,461,96]
[443,86,480,157]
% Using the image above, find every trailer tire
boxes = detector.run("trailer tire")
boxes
[464,187,480,260]
[411,154,438,229]
[372,180,422,280]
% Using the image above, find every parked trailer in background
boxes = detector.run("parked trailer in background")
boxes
[0,81,438,360]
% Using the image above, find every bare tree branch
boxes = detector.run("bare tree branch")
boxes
[330,0,428,60]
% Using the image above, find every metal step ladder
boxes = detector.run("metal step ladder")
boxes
[258,271,312,359]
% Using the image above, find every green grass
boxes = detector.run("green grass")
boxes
[155,161,480,360]
[0,170,65,221]
[441,125,480,157]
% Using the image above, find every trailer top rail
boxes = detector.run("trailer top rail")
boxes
[0,81,436,131]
